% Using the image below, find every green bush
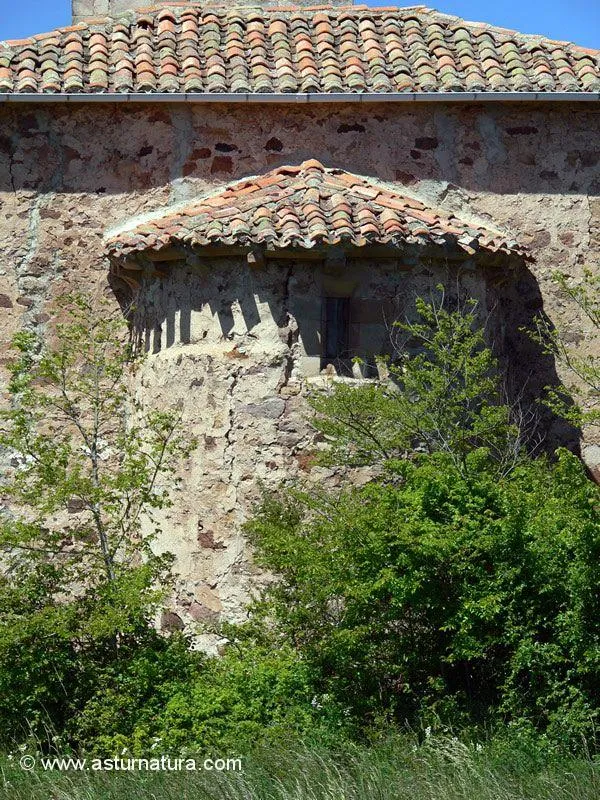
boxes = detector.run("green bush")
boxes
[71,637,344,755]
[1,290,597,759]
[0,561,175,750]
[246,449,600,748]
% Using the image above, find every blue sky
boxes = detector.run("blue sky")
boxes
[0,0,598,48]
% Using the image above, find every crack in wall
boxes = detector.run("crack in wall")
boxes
[1,194,60,469]
[3,109,18,194]
[223,365,242,490]
[281,263,293,325]
[7,148,16,194]
[7,114,68,337]
[276,263,299,392]
[277,352,295,393]
[587,196,596,248]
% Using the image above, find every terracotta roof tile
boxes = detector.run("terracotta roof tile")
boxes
[1,3,599,95]
[106,160,528,259]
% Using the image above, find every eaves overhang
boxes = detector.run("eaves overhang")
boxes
[1,91,600,104]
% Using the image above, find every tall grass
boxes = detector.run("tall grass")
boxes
[0,735,598,800]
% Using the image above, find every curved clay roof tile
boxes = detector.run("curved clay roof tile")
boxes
[2,3,599,94]
[106,160,529,261]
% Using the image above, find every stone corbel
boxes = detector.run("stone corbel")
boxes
[247,247,266,268]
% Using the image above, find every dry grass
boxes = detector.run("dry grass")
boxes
[1,736,599,800]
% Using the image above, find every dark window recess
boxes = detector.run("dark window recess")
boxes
[322,297,352,375]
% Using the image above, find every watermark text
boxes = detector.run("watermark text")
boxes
[19,754,242,773]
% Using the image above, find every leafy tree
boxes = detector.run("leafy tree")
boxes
[0,293,194,745]
[309,292,537,479]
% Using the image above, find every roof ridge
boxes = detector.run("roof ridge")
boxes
[4,11,599,56]
[421,6,596,49]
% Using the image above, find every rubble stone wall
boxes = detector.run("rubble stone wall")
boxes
[0,101,598,637]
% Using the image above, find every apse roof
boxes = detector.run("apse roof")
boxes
[106,159,528,260]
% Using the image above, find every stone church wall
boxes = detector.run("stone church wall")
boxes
[0,100,598,635]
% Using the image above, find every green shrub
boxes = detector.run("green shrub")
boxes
[247,449,600,748]
[71,637,344,755]
[2,290,597,759]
